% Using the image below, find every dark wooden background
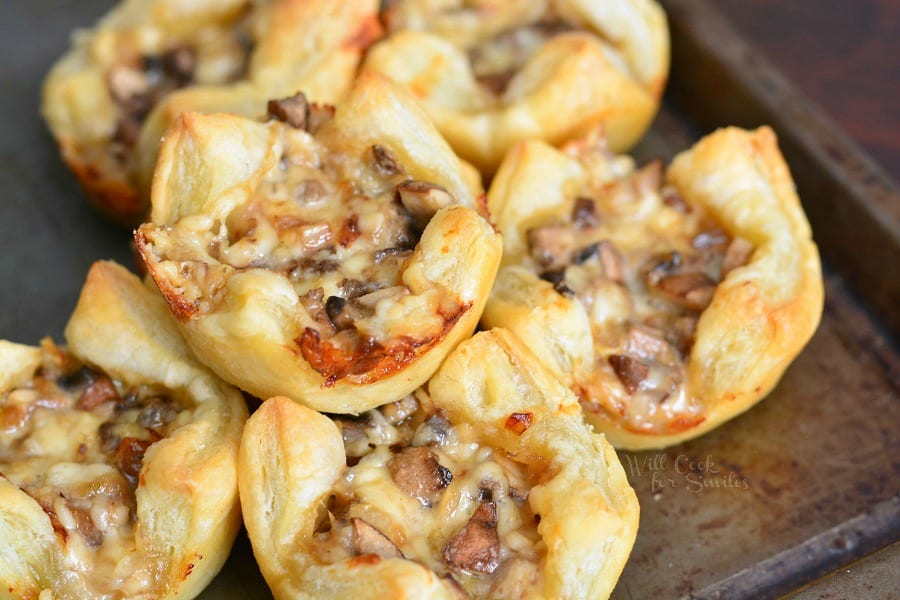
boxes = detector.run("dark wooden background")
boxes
[717,0,900,182]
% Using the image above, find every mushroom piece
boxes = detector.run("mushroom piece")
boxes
[373,144,404,176]
[387,446,452,506]
[722,236,755,277]
[527,224,577,270]
[351,518,403,559]
[608,354,649,395]
[442,501,501,574]
[379,395,419,425]
[653,272,717,312]
[267,92,310,130]
[396,181,454,229]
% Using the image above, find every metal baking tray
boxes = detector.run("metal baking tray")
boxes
[1,0,897,598]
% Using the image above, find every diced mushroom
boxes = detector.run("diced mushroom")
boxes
[373,247,412,265]
[645,250,682,284]
[69,503,103,549]
[56,366,96,390]
[442,502,501,574]
[538,268,574,296]
[159,47,195,84]
[114,436,156,484]
[335,419,371,459]
[325,296,365,331]
[267,92,309,130]
[414,412,452,446]
[571,197,598,228]
[396,180,454,229]
[624,324,672,360]
[351,518,403,558]
[387,446,452,505]
[608,354,649,394]
[372,144,404,176]
[137,396,178,429]
[653,272,717,312]
[527,224,576,270]
[722,236,754,277]
[574,241,624,282]
[98,422,121,454]
[295,179,327,203]
[77,375,119,411]
[380,395,419,425]
[299,288,333,330]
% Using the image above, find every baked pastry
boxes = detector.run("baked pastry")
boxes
[42,0,380,224]
[365,0,669,174]
[136,72,502,414]
[482,127,824,449]
[0,261,247,598]
[239,328,639,599]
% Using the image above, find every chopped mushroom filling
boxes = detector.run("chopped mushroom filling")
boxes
[524,156,755,434]
[137,96,467,384]
[106,12,254,162]
[0,340,193,598]
[314,392,544,598]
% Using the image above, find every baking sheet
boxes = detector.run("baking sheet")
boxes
[1,1,898,598]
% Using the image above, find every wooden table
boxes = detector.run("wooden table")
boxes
[717,0,900,181]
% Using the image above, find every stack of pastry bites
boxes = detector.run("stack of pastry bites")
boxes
[1,0,824,598]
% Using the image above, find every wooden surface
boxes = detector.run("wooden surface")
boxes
[717,0,900,181]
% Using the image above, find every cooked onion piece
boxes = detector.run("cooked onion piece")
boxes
[42,0,381,224]
[0,261,247,598]
[136,73,501,414]
[365,0,669,174]
[239,329,638,599]
[482,127,824,449]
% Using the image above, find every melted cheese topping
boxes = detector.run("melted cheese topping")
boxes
[0,340,193,598]
[522,149,755,435]
[314,392,543,598]
[140,117,464,380]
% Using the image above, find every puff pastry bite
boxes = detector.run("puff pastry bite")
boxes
[482,127,824,449]
[239,328,639,599]
[0,261,247,598]
[365,0,669,174]
[42,0,380,224]
[136,73,501,414]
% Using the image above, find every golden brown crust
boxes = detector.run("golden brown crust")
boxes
[365,0,669,174]
[42,0,380,225]
[482,127,824,449]
[0,261,247,598]
[137,73,501,414]
[239,329,638,599]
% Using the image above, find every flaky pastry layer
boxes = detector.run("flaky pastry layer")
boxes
[482,127,824,449]
[239,329,638,599]
[137,73,501,414]
[365,0,669,174]
[42,0,380,224]
[0,261,247,599]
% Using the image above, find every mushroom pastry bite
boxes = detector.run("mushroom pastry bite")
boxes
[239,328,639,599]
[482,127,824,450]
[136,72,502,414]
[0,261,247,599]
[42,0,381,224]
[365,0,669,175]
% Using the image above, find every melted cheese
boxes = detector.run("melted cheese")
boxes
[0,341,192,598]
[142,123,460,351]
[522,154,755,434]
[315,392,544,598]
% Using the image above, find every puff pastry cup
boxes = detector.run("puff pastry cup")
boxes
[482,127,824,450]
[365,0,669,174]
[136,72,502,414]
[42,0,381,224]
[239,328,639,599]
[0,261,248,598]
